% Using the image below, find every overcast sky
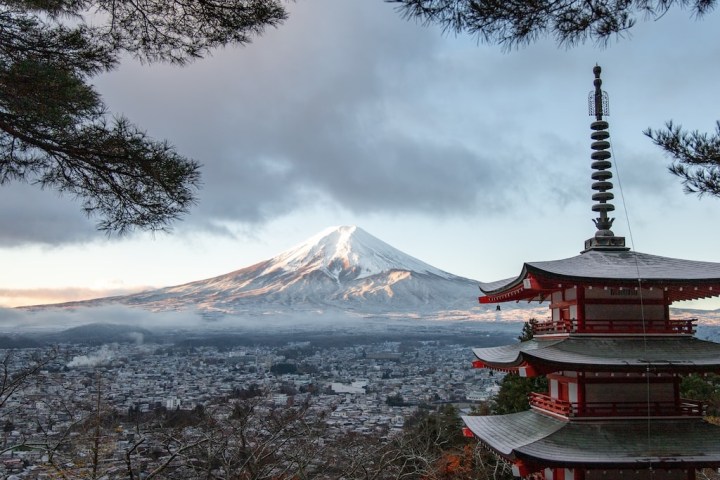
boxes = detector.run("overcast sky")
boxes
[1,1,719,309]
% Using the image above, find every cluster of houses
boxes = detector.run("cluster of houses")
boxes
[0,338,502,478]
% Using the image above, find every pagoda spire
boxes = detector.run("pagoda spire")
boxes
[583,65,628,252]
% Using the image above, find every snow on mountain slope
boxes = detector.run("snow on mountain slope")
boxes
[55,226,490,316]
[20,226,716,327]
[263,226,454,282]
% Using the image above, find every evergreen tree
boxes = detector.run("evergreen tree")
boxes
[390,0,716,49]
[391,0,720,200]
[681,373,720,416]
[0,1,287,232]
[644,121,720,199]
[517,317,537,342]
[492,374,548,414]
[493,319,548,414]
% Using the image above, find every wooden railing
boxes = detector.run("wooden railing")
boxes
[577,399,704,417]
[528,392,572,416]
[529,392,705,418]
[532,318,696,335]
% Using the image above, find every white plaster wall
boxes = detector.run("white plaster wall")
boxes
[550,379,559,398]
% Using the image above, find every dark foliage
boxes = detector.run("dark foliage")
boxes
[0,1,287,232]
[232,383,264,399]
[269,362,298,375]
[389,0,717,49]
[518,317,537,342]
[492,373,547,414]
[645,121,720,199]
[492,319,548,414]
[681,373,720,416]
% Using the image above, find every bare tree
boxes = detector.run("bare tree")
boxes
[174,398,330,479]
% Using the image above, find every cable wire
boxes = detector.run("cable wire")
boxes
[608,124,654,478]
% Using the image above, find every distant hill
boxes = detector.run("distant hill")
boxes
[0,335,42,349]
[44,323,156,345]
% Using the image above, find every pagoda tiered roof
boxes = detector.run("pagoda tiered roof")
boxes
[479,249,720,304]
[462,411,720,470]
[472,336,720,374]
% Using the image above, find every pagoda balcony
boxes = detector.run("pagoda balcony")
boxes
[529,392,705,418]
[531,318,697,335]
[528,392,572,416]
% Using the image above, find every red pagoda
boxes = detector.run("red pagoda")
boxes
[462,66,720,480]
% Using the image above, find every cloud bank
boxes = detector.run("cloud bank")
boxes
[1,1,718,249]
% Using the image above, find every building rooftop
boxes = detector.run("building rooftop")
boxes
[479,249,720,304]
[472,336,720,373]
[462,411,720,469]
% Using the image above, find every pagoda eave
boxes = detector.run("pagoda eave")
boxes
[478,250,720,304]
[479,272,554,304]
[462,411,720,471]
[479,273,720,304]
[472,337,720,374]
[472,359,539,376]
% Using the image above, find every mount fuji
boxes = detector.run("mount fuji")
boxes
[40,226,525,321]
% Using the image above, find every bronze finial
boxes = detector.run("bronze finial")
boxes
[583,65,628,253]
[589,64,609,120]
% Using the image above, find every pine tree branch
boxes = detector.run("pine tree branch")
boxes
[645,121,720,199]
[0,2,288,232]
[388,0,716,49]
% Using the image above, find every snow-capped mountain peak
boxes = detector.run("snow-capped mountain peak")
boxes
[263,225,452,281]
[33,226,484,317]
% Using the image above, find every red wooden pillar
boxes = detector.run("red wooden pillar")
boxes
[576,287,586,332]
[577,372,585,417]
[673,374,681,408]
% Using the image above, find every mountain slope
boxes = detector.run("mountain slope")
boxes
[58,226,490,316]
[19,226,718,326]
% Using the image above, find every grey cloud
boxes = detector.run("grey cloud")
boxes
[5,2,717,246]
[612,150,683,203]
[181,3,543,225]
[0,183,98,246]
[4,1,540,244]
